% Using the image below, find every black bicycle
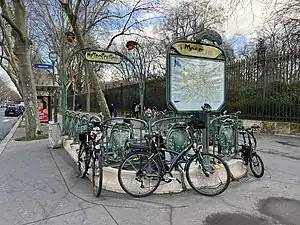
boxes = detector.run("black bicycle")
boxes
[117,116,231,198]
[77,120,104,197]
[238,125,264,178]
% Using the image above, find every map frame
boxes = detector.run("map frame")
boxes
[166,40,227,113]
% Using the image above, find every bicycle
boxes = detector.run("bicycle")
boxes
[117,106,231,198]
[77,118,104,197]
[238,125,264,178]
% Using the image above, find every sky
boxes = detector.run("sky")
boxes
[1,0,280,89]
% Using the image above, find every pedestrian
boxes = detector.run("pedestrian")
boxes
[113,109,118,117]
[131,102,137,118]
[144,105,152,117]
[134,103,140,119]
[109,103,114,117]
[78,104,82,112]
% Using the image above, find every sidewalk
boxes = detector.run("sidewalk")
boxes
[256,133,300,160]
[1,126,300,225]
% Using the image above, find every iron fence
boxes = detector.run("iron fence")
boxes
[68,50,300,122]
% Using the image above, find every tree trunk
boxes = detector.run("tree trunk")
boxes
[139,84,145,119]
[15,47,41,137]
[86,65,110,118]
[63,6,110,119]
[84,61,90,112]
[13,0,41,137]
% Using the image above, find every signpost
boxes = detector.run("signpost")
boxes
[166,39,227,155]
[34,64,53,69]
[85,50,122,64]
[166,41,227,113]
[49,51,58,122]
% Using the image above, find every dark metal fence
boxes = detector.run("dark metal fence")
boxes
[227,50,300,122]
[68,50,300,122]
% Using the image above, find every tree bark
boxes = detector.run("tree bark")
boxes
[12,0,41,137]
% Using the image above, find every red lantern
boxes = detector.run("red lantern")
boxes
[65,31,75,43]
[126,41,137,51]
[67,35,74,43]
[127,44,134,50]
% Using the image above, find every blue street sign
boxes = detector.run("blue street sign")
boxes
[34,64,53,69]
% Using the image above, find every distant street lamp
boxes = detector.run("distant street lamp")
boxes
[126,40,146,118]
[49,51,58,63]
[49,51,58,122]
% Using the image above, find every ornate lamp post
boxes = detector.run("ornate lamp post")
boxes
[49,51,58,122]
[126,40,146,118]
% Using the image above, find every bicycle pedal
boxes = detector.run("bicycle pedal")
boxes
[167,177,177,181]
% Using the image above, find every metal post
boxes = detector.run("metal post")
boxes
[120,82,123,109]
[53,62,58,122]
[84,61,90,112]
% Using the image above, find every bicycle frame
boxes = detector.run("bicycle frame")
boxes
[153,142,194,174]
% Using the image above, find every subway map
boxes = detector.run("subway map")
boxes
[169,55,225,111]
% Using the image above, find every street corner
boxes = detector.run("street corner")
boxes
[258,197,300,225]
[202,212,276,225]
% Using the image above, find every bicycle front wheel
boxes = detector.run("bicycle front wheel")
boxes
[118,151,161,197]
[92,151,103,197]
[186,153,230,196]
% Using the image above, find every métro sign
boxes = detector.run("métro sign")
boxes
[34,64,53,69]
[85,50,122,64]
[166,41,227,113]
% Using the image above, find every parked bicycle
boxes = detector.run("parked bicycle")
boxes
[77,117,104,197]
[238,125,264,178]
[117,104,231,198]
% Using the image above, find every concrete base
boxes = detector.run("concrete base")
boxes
[63,138,247,194]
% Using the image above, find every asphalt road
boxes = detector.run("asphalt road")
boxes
[1,132,300,224]
[0,108,18,142]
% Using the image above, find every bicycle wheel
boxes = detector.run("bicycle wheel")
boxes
[78,142,91,178]
[92,150,103,197]
[249,153,264,178]
[186,153,230,196]
[118,151,162,197]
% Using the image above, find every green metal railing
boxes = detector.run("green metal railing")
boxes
[63,110,243,167]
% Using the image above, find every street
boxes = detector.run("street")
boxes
[0,130,300,225]
[0,108,19,142]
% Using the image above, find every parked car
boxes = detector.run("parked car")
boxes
[17,105,25,114]
[5,106,21,117]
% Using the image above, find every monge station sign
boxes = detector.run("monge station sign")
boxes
[85,50,122,64]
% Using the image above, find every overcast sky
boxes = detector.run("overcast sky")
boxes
[1,0,280,90]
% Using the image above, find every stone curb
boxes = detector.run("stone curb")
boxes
[63,138,247,194]
[0,116,23,156]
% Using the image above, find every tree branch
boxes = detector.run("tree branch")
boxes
[0,0,26,43]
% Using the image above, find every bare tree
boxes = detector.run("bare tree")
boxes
[111,39,165,82]
[0,77,11,101]
[158,0,226,43]
[60,0,161,118]
[0,0,41,137]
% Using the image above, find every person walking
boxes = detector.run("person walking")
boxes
[134,103,140,119]
[109,104,114,117]
[131,102,137,118]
